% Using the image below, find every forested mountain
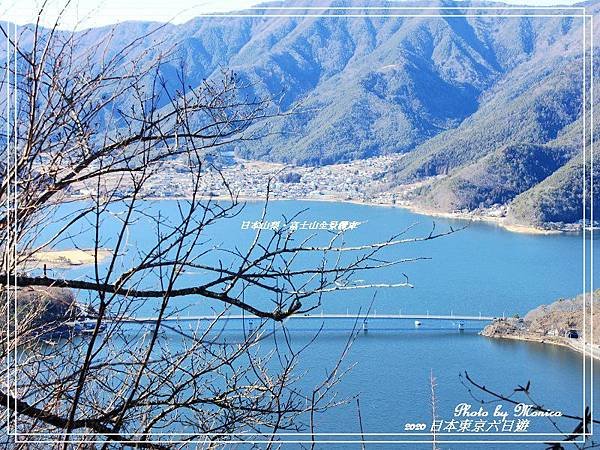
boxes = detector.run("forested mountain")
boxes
[508,150,600,227]
[381,1,600,228]
[419,143,578,211]
[8,0,599,228]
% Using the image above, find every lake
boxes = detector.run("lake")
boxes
[39,199,599,448]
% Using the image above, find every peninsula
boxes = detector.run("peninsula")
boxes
[481,291,600,360]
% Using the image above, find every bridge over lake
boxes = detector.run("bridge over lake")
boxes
[67,312,503,334]
[107,312,499,323]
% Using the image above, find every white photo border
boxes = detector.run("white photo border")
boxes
[4,4,595,446]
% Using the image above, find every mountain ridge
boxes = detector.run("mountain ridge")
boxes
[5,0,598,229]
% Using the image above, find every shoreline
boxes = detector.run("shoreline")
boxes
[481,331,600,361]
[399,203,562,235]
[134,194,568,236]
[481,292,600,361]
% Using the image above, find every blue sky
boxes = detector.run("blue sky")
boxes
[1,0,585,29]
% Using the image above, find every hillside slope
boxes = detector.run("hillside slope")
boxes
[507,150,600,227]
[419,143,578,211]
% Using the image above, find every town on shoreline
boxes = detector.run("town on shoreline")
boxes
[66,155,586,236]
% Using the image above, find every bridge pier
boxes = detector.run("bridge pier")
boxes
[362,320,368,333]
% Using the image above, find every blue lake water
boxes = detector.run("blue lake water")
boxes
[40,200,599,448]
